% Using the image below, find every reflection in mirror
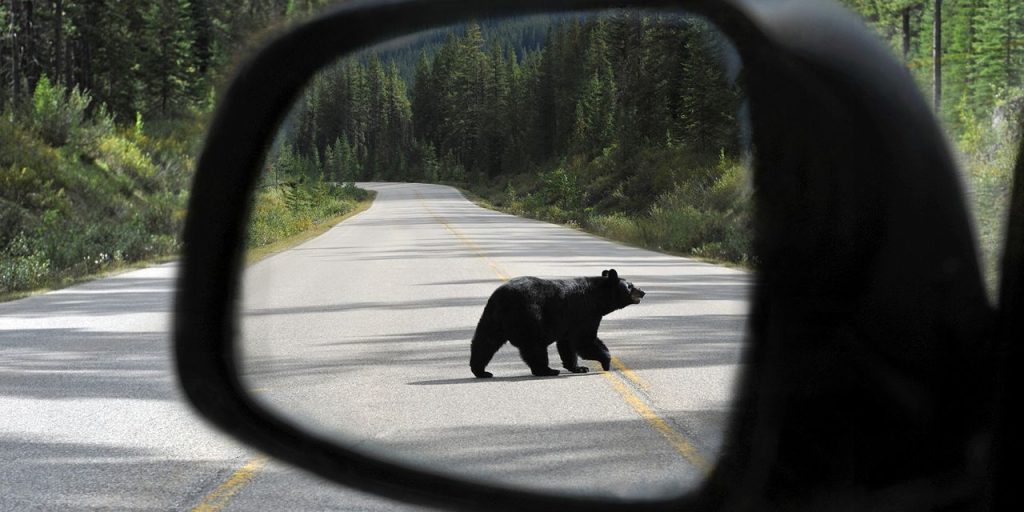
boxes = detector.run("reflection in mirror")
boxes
[240,10,751,499]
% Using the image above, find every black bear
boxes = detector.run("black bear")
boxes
[470,269,645,378]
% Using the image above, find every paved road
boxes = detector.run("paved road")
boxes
[240,183,750,501]
[1,182,749,510]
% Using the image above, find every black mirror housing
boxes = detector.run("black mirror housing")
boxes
[175,0,1019,510]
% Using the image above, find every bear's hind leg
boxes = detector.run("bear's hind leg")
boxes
[470,332,504,379]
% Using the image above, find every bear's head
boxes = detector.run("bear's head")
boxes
[602,269,646,308]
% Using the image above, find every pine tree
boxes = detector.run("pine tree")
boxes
[944,0,983,124]
[345,60,371,175]
[679,24,741,155]
[140,0,195,116]
[366,55,386,178]
[480,43,508,176]
[411,49,435,143]
[383,60,413,179]
[458,22,488,173]
[338,134,362,183]
[571,20,616,156]
[515,49,546,168]
[94,1,146,118]
[189,0,213,75]
[323,138,339,182]
[974,0,1024,110]
[608,11,648,155]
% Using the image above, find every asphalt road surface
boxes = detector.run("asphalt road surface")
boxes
[1,182,749,510]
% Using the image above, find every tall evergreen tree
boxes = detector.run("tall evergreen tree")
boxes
[411,49,435,143]
[140,0,195,116]
[974,0,1024,109]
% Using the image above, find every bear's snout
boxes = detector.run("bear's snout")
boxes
[631,288,646,304]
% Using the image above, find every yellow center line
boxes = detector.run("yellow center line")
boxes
[192,456,268,512]
[600,371,711,474]
[421,192,710,473]
[418,193,511,281]
[610,355,653,392]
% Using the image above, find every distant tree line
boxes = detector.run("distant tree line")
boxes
[0,0,331,120]
[0,0,337,295]
[277,13,743,194]
[841,0,1024,129]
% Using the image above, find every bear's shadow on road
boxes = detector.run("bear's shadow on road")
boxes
[407,372,599,386]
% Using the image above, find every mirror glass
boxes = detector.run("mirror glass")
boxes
[239,9,752,499]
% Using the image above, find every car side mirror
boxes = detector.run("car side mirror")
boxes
[175,0,1022,509]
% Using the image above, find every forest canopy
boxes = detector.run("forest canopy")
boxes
[277,14,741,186]
[267,12,752,262]
[2,1,1022,295]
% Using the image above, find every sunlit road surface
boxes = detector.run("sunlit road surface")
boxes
[0,271,430,511]
[0,182,749,510]
[241,182,750,501]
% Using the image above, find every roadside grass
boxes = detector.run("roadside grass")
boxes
[454,149,755,270]
[1,79,197,301]
[246,192,375,265]
[456,186,750,271]
[0,254,179,303]
[0,188,375,303]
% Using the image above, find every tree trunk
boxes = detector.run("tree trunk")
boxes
[10,0,20,103]
[933,0,943,112]
[1004,2,1012,86]
[190,0,211,74]
[53,0,64,85]
[64,37,73,90]
[902,7,911,62]
[21,0,36,93]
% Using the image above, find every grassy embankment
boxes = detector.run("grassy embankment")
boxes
[0,77,372,301]
[463,146,754,268]
[246,183,374,264]
[957,114,1018,296]
[464,129,1014,289]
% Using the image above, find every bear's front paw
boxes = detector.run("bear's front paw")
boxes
[472,369,493,378]
[532,367,560,377]
[565,366,589,374]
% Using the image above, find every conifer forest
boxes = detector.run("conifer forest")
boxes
[1,0,1022,296]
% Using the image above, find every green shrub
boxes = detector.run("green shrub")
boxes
[586,213,642,245]
[643,202,707,252]
[0,233,51,292]
[97,134,158,182]
[958,111,1016,294]
[31,75,92,148]
[465,149,754,267]
[707,157,749,212]
[538,166,583,214]
[247,181,368,249]
[73,104,117,158]
[1,107,195,296]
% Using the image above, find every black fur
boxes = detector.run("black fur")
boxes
[470,269,645,378]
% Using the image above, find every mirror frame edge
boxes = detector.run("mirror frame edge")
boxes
[173,0,995,510]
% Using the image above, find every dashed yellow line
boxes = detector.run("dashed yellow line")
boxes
[192,456,268,512]
[417,193,511,281]
[600,371,711,474]
[610,355,653,392]
[421,191,710,473]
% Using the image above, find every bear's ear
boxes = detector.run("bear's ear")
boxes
[603,269,618,281]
